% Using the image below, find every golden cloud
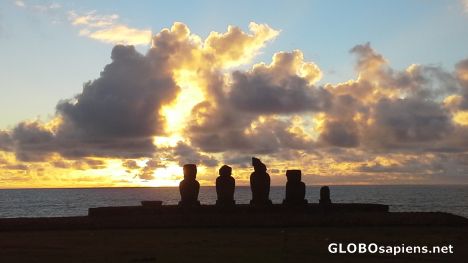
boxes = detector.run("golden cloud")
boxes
[68,10,151,46]
[1,22,468,187]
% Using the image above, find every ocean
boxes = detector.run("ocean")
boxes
[0,185,467,218]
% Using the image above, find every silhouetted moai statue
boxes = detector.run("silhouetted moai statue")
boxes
[250,157,272,205]
[216,165,235,206]
[178,164,201,207]
[283,170,307,205]
[319,186,332,205]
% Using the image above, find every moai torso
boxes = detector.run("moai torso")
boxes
[179,164,200,205]
[250,157,271,205]
[319,186,331,205]
[250,171,270,201]
[216,165,235,204]
[284,170,307,205]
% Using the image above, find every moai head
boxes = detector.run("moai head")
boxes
[183,164,197,180]
[286,170,301,182]
[252,157,267,173]
[219,165,232,177]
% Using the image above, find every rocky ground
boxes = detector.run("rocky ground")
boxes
[0,226,466,262]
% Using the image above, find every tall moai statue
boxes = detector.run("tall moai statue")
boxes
[283,170,307,205]
[216,165,235,206]
[250,157,272,205]
[178,164,201,207]
[319,186,332,205]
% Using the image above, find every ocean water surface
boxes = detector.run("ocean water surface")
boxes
[0,185,467,218]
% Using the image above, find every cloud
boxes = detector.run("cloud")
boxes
[13,1,61,12]
[122,160,139,170]
[57,45,178,138]
[170,142,218,167]
[14,0,25,8]
[0,131,13,151]
[203,22,279,67]
[83,25,152,45]
[185,41,468,164]
[53,44,179,158]
[3,22,284,163]
[462,0,468,13]
[1,22,468,185]
[68,10,117,27]
[186,50,323,154]
[11,121,55,161]
[319,119,359,148]
[135,159,162,180]
[367,98,453,147]
[455,58,468,109]
[229,50,328,114]
[52,159,105,170]
[7,43,181,160]
[68,10,151,45]
[149,22,278,70]
[313,43,466,152]
[31,3,61,12]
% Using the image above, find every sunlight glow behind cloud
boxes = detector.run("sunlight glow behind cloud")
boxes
[2,3,468,187]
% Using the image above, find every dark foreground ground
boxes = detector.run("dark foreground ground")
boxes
[0,226,466,263]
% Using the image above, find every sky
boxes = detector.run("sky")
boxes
[1,0,468,188]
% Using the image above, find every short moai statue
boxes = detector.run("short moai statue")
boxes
[319,186,332,205]
[283,170,307,205]
[250,157,272,206]
[178,164,201,207]
[216,165,236,206]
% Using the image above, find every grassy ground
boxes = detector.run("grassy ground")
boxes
[0,226,466,262]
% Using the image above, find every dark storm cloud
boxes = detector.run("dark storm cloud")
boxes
[2,30,468,178]
[229,71,330,114]
[12,122,54,144]
[315,43,467,152]
[135,158,163,180]
[221,154,252,167]
[188,103,315,154]
[345,43,459,101]
[370,98,453,144]
[57,45,174,138]
[396,65,459,100]
[3,164,29,171]
[122,159,139,170]
[455,58,468,109]
[187,51,321,154]
[358,152,468,181]
[0,130,13,151]
[319,120,359,148]
[55,45,179,149]
[349,42,386,72]
[317,94,363,148]
[11,121,55,161]
[228,50,329,114]
[171,142,218,167]
[51,158,105,170]
[2,23,276,163]
[6,44,180,160]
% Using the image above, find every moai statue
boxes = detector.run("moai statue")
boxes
[178,164,201,207]
[319,186,332,205]
[216,165,236,206]
[283,170,307,205]
[250,157,272,205]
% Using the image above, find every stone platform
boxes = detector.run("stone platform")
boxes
[1,203,467,232]
[88,202,389,217]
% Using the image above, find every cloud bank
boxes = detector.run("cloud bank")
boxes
[1,22,468,186]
